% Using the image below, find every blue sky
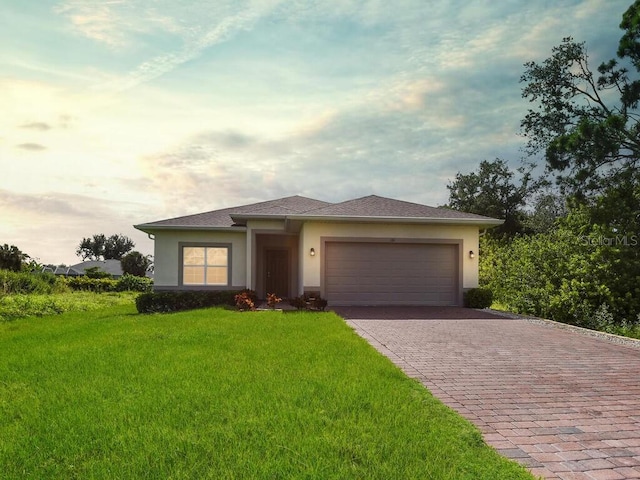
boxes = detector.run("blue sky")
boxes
[0,0,630,264]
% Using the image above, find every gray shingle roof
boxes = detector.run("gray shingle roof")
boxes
[68,259,124,277]
[135,194,501,231]
[136,195,332,229]
[298,195,495,220]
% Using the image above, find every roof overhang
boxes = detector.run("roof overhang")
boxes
[133,224,246,234]
[229,213,504,228]
[135,214,503,234]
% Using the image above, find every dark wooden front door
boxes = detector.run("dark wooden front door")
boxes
[265,249,289,298]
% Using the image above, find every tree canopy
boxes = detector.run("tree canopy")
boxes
[120,251,152,277]
[520,2,640,199]
[0,244,29,272]
[76,234,135,261]
[446,159,535,235]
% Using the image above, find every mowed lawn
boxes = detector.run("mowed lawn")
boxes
[0,306,534,479]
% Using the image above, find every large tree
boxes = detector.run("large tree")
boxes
[76,234,135,261]
[520,2,640,198]
[120,251,152,277]
[0,244,29,272]
[514,1,640,324]
[446,159,535,235]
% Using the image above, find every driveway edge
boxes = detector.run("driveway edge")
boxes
[484,309,640,349]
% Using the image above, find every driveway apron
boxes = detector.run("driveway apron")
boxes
[335,307,640,480]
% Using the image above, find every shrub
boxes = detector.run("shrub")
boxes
[288,294,328,311]
[266,293,282,309]
[84,267,113,279]
[464,288,493,309]
[136,290,238,314]
[116,274,153,292]
[480,206,640,326]
[64,276,118,293]
[0,269,67,295]
[310,296,328,311]
[289,296,307,310]
[235,291,256,311]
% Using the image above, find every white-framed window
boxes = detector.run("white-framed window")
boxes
[181,245,229,286]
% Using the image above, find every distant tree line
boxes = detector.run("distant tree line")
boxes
[1,233,152,278]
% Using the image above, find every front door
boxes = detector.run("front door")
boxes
[265,249,289,298]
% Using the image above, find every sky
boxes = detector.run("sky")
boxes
[1,0,631,265]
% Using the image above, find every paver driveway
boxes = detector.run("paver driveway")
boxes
[335,307,640,480]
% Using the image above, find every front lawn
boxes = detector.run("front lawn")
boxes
[0,306,534,479]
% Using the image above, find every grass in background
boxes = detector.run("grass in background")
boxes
[0,291,137,322]
[0,307,534,479]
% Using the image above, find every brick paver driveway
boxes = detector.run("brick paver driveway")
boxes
[334,307,640,480]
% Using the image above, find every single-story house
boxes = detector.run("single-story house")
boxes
[134,195,502,306]
[43,259,125,278]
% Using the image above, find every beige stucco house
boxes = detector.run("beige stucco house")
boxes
[134,195,502,306]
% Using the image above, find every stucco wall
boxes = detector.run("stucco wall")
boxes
[153,230,247,288]
[299,221,480,291]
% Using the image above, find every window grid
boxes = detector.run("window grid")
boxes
[182,246,229,286]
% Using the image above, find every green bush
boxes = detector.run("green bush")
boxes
[116,274,153,292]
[84,267,113,279]
[64,276,118,293]
[480,207,640,327]
[0,269,68,295]
[287,294,328,311]
[464,288,493,309]
[135,290,239,314]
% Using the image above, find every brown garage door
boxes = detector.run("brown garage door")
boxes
[324,242,459,306]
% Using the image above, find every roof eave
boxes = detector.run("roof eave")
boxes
[287,214,504,227]
[134,224,246,234]
[134,215,504,233]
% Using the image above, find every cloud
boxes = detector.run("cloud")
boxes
[54,0,144,48]
[16,143,47,151]
[0,188,154,264]
[0,189,115,219]
[137,75,527,216]
[19,122,52,131]
[85,0,285,92]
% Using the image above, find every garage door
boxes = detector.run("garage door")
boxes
[324,242,459,306]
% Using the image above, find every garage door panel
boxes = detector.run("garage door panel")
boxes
[324,242,459,306]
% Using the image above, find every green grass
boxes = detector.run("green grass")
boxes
[0,291,137,321]
[0,307,534,479]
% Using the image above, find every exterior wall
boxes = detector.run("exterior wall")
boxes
[153,229,247,289]
[152,220,481,296]
[300,221,480,292]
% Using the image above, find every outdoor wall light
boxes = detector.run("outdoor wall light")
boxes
[310,248,316,257]
[469,250,475,259]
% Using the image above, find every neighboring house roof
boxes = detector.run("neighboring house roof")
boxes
[68,259,124,277]
[135,194,502,232]
[42,266,83,276]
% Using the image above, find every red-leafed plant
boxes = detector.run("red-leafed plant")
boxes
[235,291,255,311]
[266,293,282,309]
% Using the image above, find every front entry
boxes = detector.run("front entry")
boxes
[265,249,289,298]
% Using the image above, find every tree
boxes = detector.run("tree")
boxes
[446,159,535,235]
[0,244,29,272]
[76,234,135,261]
[520,3,640,199]
[523,190,568,234]
[120,251,152,277]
